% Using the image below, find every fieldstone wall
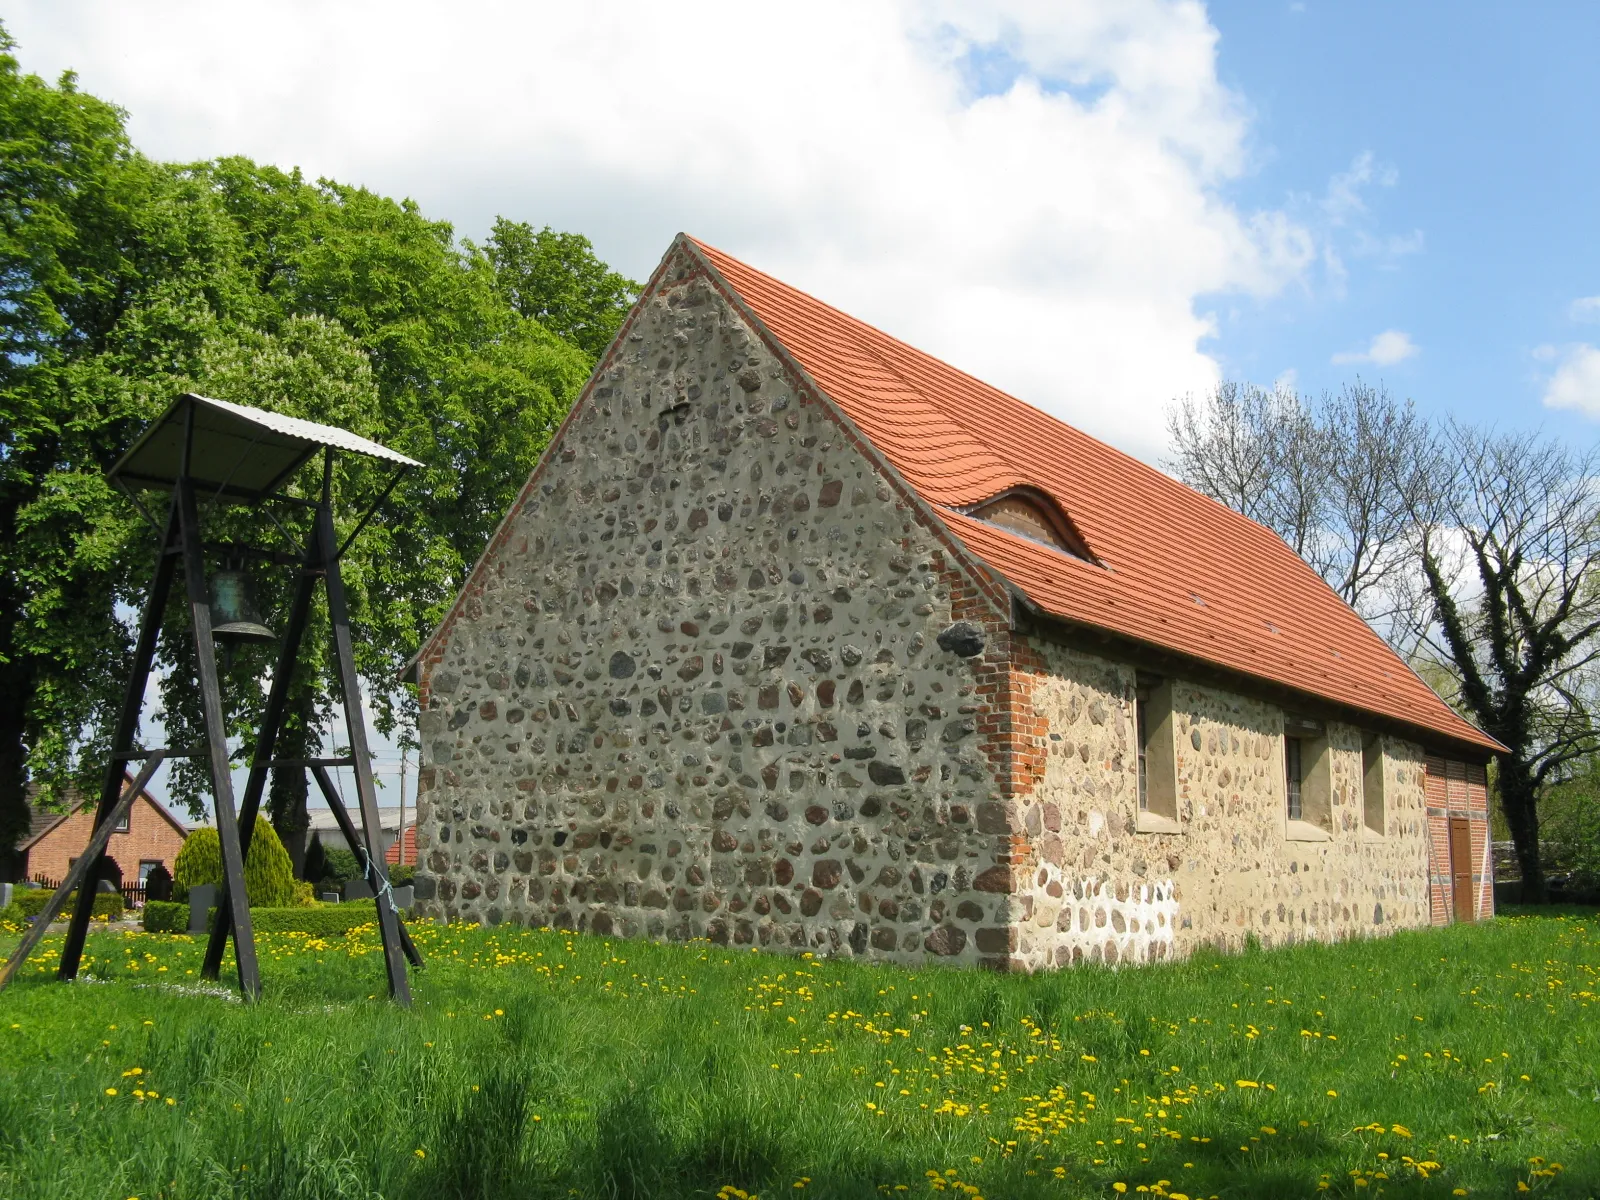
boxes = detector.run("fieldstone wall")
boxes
[411,246,1028,965]
[412,238,1458,972]
[1001,637,1434,969]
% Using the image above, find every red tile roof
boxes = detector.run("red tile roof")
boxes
[690,237,1499,756]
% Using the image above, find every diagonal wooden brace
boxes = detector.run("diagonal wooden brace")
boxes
[309,764,423,969]
[1,755,166,994]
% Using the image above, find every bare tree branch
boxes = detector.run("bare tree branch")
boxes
[1167,382,1600,901]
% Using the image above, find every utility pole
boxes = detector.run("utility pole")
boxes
[398,749,409,865]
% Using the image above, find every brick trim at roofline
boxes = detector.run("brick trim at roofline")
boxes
[1012,597,1498,765]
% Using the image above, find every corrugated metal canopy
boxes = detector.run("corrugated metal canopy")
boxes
[110,394,419,504]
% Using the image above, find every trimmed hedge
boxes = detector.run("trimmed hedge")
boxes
[202,900,384,938]
[142,900,188,933]
[253,902,382,936]
[15,888,124,921]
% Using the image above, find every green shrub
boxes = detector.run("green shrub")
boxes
[1542,769,1600,893]
[0,902,24,931]
[141,900,189,933]
[203,900,385,938]
[322,846,360,884]
[173,817,298,907]
[172,827,221,894]
[303,832,329,884]
[388,863,415,887]
[14,888,124,921]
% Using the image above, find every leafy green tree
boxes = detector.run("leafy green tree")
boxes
[0,29,629,877]
[485,218,638,358]
[1541,765,1600,894]
[0,29,161,860]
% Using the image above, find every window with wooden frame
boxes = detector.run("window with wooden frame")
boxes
[1362,734,1386,835]
[113,808,130,833]
[1134,678,1180,832]
[1283,716,1332,840]
[1284,736,1304,820]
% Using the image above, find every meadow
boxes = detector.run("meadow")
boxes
[0,911,1595,1200]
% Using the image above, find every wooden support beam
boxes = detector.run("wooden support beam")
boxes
[316,459,412,1004]
[60,496,180,980]
[309,764,424,969]
[178,451,259,999]
[202,514,320,982]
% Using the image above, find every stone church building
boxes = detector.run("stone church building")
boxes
[407,235,1499,969]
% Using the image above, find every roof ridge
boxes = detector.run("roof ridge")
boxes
[689,239,1302,546]
[684,236,1499,756]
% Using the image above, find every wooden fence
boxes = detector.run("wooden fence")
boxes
[30,874,149,907]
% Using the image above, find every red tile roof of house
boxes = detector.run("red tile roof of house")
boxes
[690,237,1499,756]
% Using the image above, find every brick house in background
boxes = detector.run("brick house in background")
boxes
[13,776,188,888]
[406,234,1501,969]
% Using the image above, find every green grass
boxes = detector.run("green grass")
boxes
[1,911,1595,1200]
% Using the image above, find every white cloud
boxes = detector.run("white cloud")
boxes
[1331,329,1418,366]
[1351,228,1424,261]
[1570,296,1600,323]
[1274,367,1299,393]
[1322,151,1398,226]
[1542,344,1600,417]
[2,0,1314,461]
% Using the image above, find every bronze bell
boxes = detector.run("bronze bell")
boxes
[209,567,275,644]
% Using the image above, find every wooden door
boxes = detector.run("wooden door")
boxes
[1449,817,1475,922]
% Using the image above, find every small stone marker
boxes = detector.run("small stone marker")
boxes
[187,883,216,933]
[0,882,11,909]
[390,885,414,910]
[321,892,341,904]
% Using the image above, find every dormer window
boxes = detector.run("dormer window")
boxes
[965,487,1094,561]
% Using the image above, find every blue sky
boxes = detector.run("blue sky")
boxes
[11,1,1598,456]
[10,2,1598,813]
[1202,1,1600,434]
